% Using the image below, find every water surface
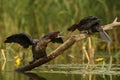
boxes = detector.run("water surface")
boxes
[1,63,120,80]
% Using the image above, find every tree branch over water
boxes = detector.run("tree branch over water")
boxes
[16,18,120,72]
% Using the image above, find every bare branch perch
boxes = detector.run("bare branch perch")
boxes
[102,17,120,30]
[15,18,120,72]
[15,34,87,72]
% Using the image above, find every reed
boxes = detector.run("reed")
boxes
[0,0,120,64]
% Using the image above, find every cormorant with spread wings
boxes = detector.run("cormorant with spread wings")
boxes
[4,31,63,64]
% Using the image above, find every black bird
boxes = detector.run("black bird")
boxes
[67,16,111,41]
[4,31,63,64]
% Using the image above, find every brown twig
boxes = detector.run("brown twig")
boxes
[15,18,120,72]
[102,17,120,30]
[15,34,87,72]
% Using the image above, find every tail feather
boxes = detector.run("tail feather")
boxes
[99,30,112,42]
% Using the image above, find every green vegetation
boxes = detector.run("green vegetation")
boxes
[0,0,120,66]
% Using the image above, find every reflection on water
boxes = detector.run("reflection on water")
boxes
[20,72,46,80]
[17,71,120,80]
[0,71,120,80]
[0,62,120,80]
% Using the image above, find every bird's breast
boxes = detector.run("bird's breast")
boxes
[32,43,46,54]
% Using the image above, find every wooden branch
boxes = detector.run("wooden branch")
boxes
[15,34,87,72]
[102,17,120,30]
[15,18,120,72]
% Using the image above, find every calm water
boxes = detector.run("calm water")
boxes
[0,62,120,80]
[1,71,120,80]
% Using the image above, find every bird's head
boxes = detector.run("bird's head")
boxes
[67,24,78,32]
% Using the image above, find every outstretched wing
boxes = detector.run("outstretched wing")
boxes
[4,33,33,48]
[51,37,63,43]
[43,31,64,43]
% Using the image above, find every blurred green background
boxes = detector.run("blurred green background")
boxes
[0,0,120,65]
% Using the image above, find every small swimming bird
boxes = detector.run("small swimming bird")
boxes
[67,16,111,41]
[4,31,63,64]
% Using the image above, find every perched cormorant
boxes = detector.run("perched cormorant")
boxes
[67,16,111,41]
[4,31,63,64]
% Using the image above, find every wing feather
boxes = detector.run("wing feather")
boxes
[43,31,64,43]
[51,38,63,43]
[4,33,33,48]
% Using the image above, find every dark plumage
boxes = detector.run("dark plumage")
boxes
[67,16,111,41]
[4,31,63,64]
[4,33,33,48]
